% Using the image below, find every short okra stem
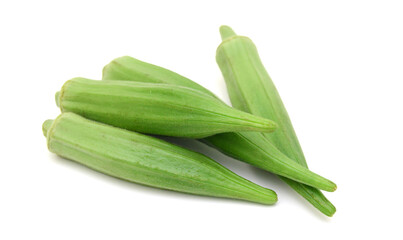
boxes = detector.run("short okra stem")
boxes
[42,119,54,137]
[219,25,237,40]
[55,91,61,107]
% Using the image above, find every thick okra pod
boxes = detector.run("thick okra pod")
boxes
[217,26,337,213]
[217,26,308,165]
[43,113,278,204]
[102,57,338,204]
[103,56,213,96]
[56,78,277,138]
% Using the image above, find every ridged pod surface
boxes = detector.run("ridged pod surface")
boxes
[43,112,278,204]
[103,56,212,95]
[56,78,277,138]
[102,56,338,210]
[217,26,337,215]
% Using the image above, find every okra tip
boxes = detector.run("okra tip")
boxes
[219,25,237,40]
[320,180,337,192]
[256,118,278,133]
[42,119,54,137]
[326,205,337,217]
[325,179,337,192]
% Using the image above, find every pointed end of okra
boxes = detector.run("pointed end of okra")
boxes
[255,118,278,133]
[304,169,338,193]
[240,115,278,134]
[266,120,278,132]
[55,91,61,107]
[319,198,336,217]
[325,204,337,217]
[321,179,337,192]
[219,25,237,40]
[265,190,278,204]
[312,175,338,193]
[330,183,337,192]
[42,119,54,137]
[248,187,278,205]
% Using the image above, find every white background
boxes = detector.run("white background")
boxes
[1,0,402,239]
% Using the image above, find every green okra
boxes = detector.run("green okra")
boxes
[42,112,278,204]
[102,56,338,206]
[103,56,212,96]
[56,77,277,138]
[217,26,337,214]
[217,26,307,164]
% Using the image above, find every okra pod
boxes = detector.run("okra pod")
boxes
[103,56,213,96]
[216,26,337,214]
[217,26,308,164]
[56,78,277,138]
[43,112,278,204]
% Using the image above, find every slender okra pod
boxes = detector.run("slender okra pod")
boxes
[103,56,213,96]
[56,78,277,138]
[217,26,308,164]
[216,26,337,213]
[102,57,338,205]
[43,112,278,204]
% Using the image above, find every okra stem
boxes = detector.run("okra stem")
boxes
[220,25,237,40]
[55,91,60,107]
[42,119,53,137]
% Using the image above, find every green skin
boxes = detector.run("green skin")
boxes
[218,26,337,214]
[42,113,277,204]
[57,78,277,138]
[102,55,337,215]
[217,26,307,166]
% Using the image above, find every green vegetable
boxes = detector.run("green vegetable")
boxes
[43,112,278,204]
[217,26,337,214]
[102,57,337,199]
[103,56,212,96]
[56,77,277,138]
[217,26,307,163]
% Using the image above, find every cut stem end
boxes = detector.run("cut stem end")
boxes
[55,91,61,107]
[219,25,237,40]
[42,119,54,137]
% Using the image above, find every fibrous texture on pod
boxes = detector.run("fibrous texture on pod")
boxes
[216,26,337,215]
[56,77,277,138]
[43,112,278,204]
